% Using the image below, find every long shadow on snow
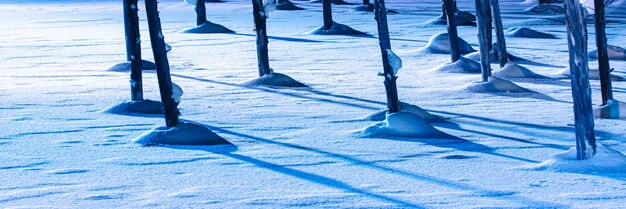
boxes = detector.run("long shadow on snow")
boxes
[230,33,327,43]
[201,125,565,208]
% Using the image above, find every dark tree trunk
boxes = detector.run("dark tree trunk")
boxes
[374,0,400,113]
[196,0,208,26]
[124,0,144,101]
[252,0,272,76]
[491,0,508,67]
[564,0,596,160]
[475,0,492,82]
[323,0,333,30]
[145,0,180,128]
[443,0,461,62]
[594,0,613,105]
[363,0,370,4]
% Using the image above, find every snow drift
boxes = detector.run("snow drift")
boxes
[419,33,476,54]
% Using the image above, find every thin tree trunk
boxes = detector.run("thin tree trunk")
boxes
[594,0,613,105]
[443,0,461,62]
[196,0,207,26]
[252,0,272,76]
[124,0,144,101]
[475,0,492,82]
[374,0,400,113]
[363,0,370,4]
[564,0,596,160]
[323,0,333,30]
[145,0,180,128]
[491,0,508,67]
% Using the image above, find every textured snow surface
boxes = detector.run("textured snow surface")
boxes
[517,145,626,173]
[594,99,626,119]
[1,0,626,208]
[464,76,532,93]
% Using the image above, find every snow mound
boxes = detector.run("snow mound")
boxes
[431,57,481,73]
[594,99,626,119]
[180,21,234,34]
[588,45,626,61]
[516,145,626,173]
[551,67,625,80]
[505,27,557,39]
[133,122,229,146]
[106,60,156,72]
[359,112,448,138]
[523,4,563,14]
[464,43,525,63]
[464,76,531,93]
[365,102,442,122]
[424,11,477,26]
[492,62,547,78]
[242,72,308,88]
[185,0,224,4]
[103,100,163,116]
[353,3,374,12]
[276,0,304,11]
[419,33,475,54]
[307,22,368,36]
[309,0,352,5]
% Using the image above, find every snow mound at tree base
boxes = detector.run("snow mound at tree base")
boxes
[180,21,235,34]
[276,0,304,10]
[418,33,475,54]
[516,145,626,173]
[133,122,229,146]
[359,112,449,138]
[505,27,558,39]
[184,0,224,5]
[432,57,481,73]
[551,67,625,80]
[365,102,443,122]
[424,12,477,26]
[106,60,156,72]
[242,73,308,88]
[307,22,368,36]
[594,99,626,119]
[588,45,626,61]
[103,100,163,116]
[464,44,526,63]
[523,4,563,14]
[464,76,531,93]
[353,3,374,11]
[309,0,352,5]
[492,62,548,78]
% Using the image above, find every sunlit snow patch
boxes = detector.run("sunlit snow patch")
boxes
[133,122,229,146]
[464,76,531,93]
[180,21,234,34]
[515,145,626,173]
[418,33,475,55]
[359,112,449,138]
[106,60,156,72]
[594,99,626,119]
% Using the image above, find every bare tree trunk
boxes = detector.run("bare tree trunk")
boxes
[252,0,272,76]
[145,0,180,128]
[594,0,613,105]
[564,0,596,160]
[443,0,461,62]
[491,0,508,67]
[374,0,400,113]
[323,0,333,30]
[363,0,370,4]
[475,0,492,82]
[124,0,144,101]
[196,0,208,26]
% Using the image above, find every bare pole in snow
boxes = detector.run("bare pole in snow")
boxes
[145,0,180,128]
[252,0,272,76]
[491,0,509,67]
[564,0,597,160]
[443,0,461,62]
[594,0,614,105]
[124,0,144,101]
[374,0,400,113]
[196,0,208,26]
[323,0,333,30]
[475,0,492,82]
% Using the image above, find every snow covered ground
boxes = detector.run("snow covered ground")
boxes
[1,0,626,208]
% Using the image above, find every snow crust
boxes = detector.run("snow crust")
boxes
[359,112,448,138]
[517,145,626,173]
[464,76,531,93]
[419,33,476,54]
[594,99,626,119]
[133,122,229,146]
